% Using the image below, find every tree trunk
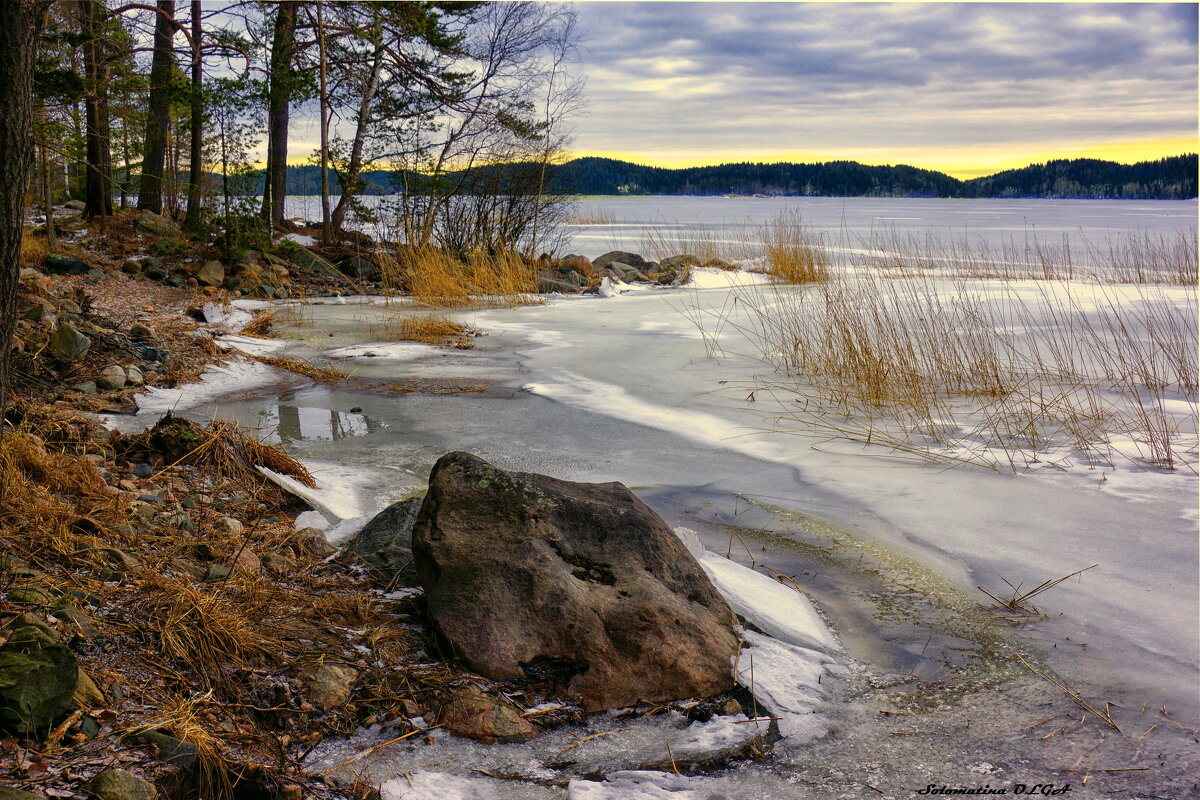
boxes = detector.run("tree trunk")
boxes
[82,0,113,221]
[330,45,384,234]
[137,0,175,214]
[261,1,296,228]
[0,0,54,472]
[183,0,203,226]
[316,1,330,244]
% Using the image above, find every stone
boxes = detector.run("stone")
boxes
[136,729,198,768]
[413,452,739,712]
[195,260,225,287]
[22,303,55,322]
[231,548,261,575]
[62,199,86,211]
[10,586,53,606]
[43,254,89,275]
[0,623,80,737]
[660,254,700,269]
[125,365,145,385]
[291,526,335,558]
[342,499,421,588]
[128,323,154,341]
[282,245,342,279]
[48,322,91,361]
[300,661,358,712]
[560,254,593,273]
[87,768,157,800]
[134,210,181,238]
[0,787,45,799]
[121,259,143,275]
[131,463,154,478]
[165,276,184,288]
[338,255,379,279]
[440,686,538,744]
[74,667,106,707]
[56,298,82,315]
[97,364,127,390]
[537,275,580,294]
[216,517,244,536]
[87,268,107,281]
[593,250,648,270]
[70,381,99,395]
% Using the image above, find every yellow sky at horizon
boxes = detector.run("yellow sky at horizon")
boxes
[568,137,1199,181]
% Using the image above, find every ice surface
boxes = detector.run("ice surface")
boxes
[735,630,833,740]
[326,342,438,361]
[135,359,288,414]
[257,459,383,529]
[686,267,771,289]
[215,334,289,356]
[569,771,710,799]
[675,527,839,653]
[293,510,329,530]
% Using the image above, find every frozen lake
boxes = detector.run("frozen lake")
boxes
[193,198,1197,798]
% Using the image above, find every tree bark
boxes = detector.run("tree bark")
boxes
[261,1,296,228]
[137,0,175,214]
[0,0,54,464]
[316,0,330,244]
[330,45,384,234]
[183,0,203,226]
[82,0,113,221]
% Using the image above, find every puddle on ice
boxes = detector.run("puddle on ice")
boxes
[250,402,384,444]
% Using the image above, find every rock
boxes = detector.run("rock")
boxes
[195,260,225,287]
[300,660,358,712]
[63,199,86,211]
[70,381,99,395]
[49,322,91,361]
[560,254,593,273]
[121,259,143,275]
[537,275,580,294]
[87,268,107,281]
[10,586,53,606]
[134,211,181,238]
[231,548,261,575]
[56,298,82,315]
[49,605,99,638]
[593,250,648,270]
[22,303,55,322]
[74,667,106,707]
[128,323,154,341]
[125,365,144,385]
[440,686,538,744]
[0,787,45,799]
[609,262,649,282]
[87,768,156,800]
[342,499,421,588]
[136,729,198,768]
[282,245,342,279]
[43,254,89,275]
[412,452,739,712]
[97,364,127,390]
[131,463,154,478]
[660,254,700,269]
[291,526,335,558]
[0,621,80,737]
[165,276,184,288]
[216,517,244,536]
[338,255,379,279]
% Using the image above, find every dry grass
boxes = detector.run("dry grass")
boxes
[369,314,481,348]
[139,414,316,489]
[249,354,348,385]
[141,575,273,670]
[758,211,830,283]
[704,272,1198,472]
[239,310,277,338]
[382,246,540,309]
[20,228,48,267]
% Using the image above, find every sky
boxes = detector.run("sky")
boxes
[566,2,1199,178]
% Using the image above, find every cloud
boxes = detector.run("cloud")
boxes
[570,2,1198,172]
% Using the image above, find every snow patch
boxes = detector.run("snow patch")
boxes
[327,342,438,362]
[735,630,833,740]
[215,334,289,356]
[380,771,500,800]
[686,267,771,289]
[283,232,317,246]
[569,771,712,799]
[135,359,286,414]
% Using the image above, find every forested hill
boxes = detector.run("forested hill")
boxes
[282,154,1197,199]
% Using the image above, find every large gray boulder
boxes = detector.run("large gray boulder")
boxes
[48,322,91,361]
[412,452,739,712]
[134,211,181,239]
[593,250,648,270]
